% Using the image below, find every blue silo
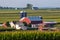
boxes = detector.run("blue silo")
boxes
[20,11,27,18]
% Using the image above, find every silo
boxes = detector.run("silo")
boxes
[20,11,27,18]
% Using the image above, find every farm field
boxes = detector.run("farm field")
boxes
[0,9,60,27]
[0,30,60,40]
[0,9,60,40]
[0,9,60,23]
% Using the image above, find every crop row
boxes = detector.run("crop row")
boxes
[0,31,60,40]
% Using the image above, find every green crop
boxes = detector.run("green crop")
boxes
[0,31,60,40]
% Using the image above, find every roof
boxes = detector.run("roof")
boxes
[19,17,31,24]
[28,16,43,21]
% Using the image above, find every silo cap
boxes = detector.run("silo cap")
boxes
[20,11,24,13]
[20,11,26,13]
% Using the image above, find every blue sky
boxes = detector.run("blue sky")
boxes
[0,0,60,8]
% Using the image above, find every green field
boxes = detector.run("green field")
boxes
[0,9,60,40]
[0,30,60,40]
[0,9,60,23]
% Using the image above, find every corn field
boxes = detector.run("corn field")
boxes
[0,31,60,40]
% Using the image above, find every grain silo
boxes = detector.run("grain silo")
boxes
[20,11,27,18]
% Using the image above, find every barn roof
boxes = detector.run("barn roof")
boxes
[28,16,42,21]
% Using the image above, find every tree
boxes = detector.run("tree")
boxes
[26,4,33,9]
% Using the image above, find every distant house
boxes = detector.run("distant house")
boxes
[33,7,39,10]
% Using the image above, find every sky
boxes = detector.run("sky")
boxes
[0,0,60,8]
